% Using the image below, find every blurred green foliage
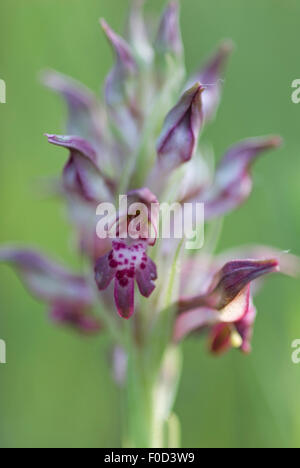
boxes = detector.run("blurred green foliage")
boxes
[0,0,300,448]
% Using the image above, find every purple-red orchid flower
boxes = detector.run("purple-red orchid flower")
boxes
[174,259,280,354]
[1,2,299,448]
[155,1,183,60]
[0,2,296,364]
[209,299,257,355]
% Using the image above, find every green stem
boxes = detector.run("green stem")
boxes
[125,341,156,447]
[123,337,182,448]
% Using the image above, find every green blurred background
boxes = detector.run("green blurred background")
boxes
[0,0,300,448]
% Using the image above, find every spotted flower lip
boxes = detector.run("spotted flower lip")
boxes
[95,241,157,319]
[155,1,183,59]
[46,134,113,202]
[178,259,279,314]
[156,83,204,171]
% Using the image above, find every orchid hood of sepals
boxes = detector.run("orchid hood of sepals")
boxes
[216,244,300,279]
[155,1,183,60]
[95,241,157,319]
[156,83,204,172]
[0,247,101,334]
[187,40,234,123]
[105,188,159,246]
[46,134,113,203]
[178,259,280,314]
[126,188,160,246]
[194,136,282,219]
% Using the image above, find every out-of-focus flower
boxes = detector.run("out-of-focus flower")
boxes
[127,0,154,64]
[209,299,257,354]
[181,136,282,219]
[174,259,280,352]
[202,136,282,219]
[156,83,204,172]
[50,302,101,334]
[155,1,183,60]
[1,1,297,448]
[0,2,294,360]
[101,19,141,148]
[41,70,105,146]
[46,134,114,203]
[186,40,234,123]
[0,247,101,334]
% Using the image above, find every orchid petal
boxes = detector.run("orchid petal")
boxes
[203,136,282,219]
[218,285,250,323]
[127,188,160,245]
[0,247,93,306]
[94,253,115,290]
[46,134,113,202]
[114,276,135,319]
[209,323,232,355]
[178,258,279,313]
[136,257,157,297]
[216,244,300,278]
[174,307,218,342]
